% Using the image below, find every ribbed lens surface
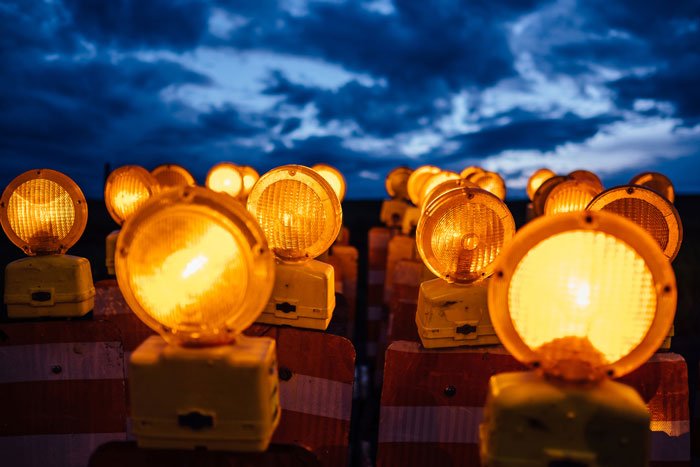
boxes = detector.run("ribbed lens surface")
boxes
[153,169,191,189]
[545,181,601,215]
[254,180,326,259]
[431,203,505,277]
[7,179,75,250]
[603,198,669,250]
[508,230,656,367]
[106,174,152,224]
[125,209,247,335]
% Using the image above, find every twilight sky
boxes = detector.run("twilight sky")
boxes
[1,0,699,199]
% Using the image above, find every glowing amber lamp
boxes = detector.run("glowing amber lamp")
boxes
[630,171,675,203]
[104,166,160,275]
[312,163,347,202]
[480,211,676,466]
[531,175,567,217]
[247,165,342,330]
[206,162,244,198]
[543,179,602,215]
[380,167,412,228]
[116,186,279,451]
[460,166,485,179]
[238,165,260,198]
[418,171,460,209]
[414,187,515,348]
[0,169,94,318]
[468,171,507,200]
[407,165,441,206]
[568,169,603,189]
[151,164,195,189]
[587,184,682,261]
[526,168,556,201]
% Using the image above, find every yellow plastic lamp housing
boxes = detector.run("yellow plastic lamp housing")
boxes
[460,166,485,179]
[105,166,160,226]
[247,165,342,263]
[531,175,567,217]
[238,165,260,198]
[0,169,87,255]
[587,185,682,261]
[526,168,556,201]
[568,169,603,189]
[151,164,195,189]
[417,187,515,284]
[543,179,603,215]
[385,166,412,200]
[489,211,676,382]
[312,163,346,202]
[205,162,244,198]
[468,171,507,200]
[630,171,675,203]
[115,186,275,346]
[407,165,441,206]
[418,171,460,209]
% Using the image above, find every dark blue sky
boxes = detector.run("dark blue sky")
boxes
[1,0,699,199]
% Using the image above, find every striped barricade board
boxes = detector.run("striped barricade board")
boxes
[245,324,355,467]
[0,320,128,467]
[377,341,690,466]
[367,226,391,360]
[94,280,155,355]
[386,259,422,345]
[331,245,358,341]
[89,441,322,466]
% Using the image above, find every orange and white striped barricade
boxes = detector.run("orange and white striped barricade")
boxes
[94,280,155,357]
[89,441,322,466]
[377,341,689,467]
[331,245,358,341]
[618,352,690,466]
[0,320,128,467]
[386,259,423,345]
[245,324,355,467]
[383,234,416,307]
[367,226,391,360]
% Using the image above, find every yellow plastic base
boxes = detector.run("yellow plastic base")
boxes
[256,260,335,330]
[130,335,280,451]
[384,234,416,305]
[105,230,119,276]
[4,255,95,318]
[380,199,409,228]
[480,371,650,466]
[415,278,499,348]
[659,325,674,351]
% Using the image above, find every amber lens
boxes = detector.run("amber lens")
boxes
[206,163,243,198]
[489,211,676,381]
[526,168,556,201]
[247,165,342,262]
[312,164,346,202]
[105,166,159,226]
[544,180,602,215]
[460,166,484,179]
[407,165,441,206]
[509,231,655,376]
[422,178,479,211]
[116,187,274,346]
[385,167,412,200]
[417,188,515,283]
[532,175,567,217]
[629,172,674,203]
[587,185,682,261]
[568,170,603,189]
[151,164,195,189]
[469,171,506,200]
[239,166,260,197]
[419,171,459,208]
[1,169,87,255]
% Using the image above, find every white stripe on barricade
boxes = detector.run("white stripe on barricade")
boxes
[280,374,353,421]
